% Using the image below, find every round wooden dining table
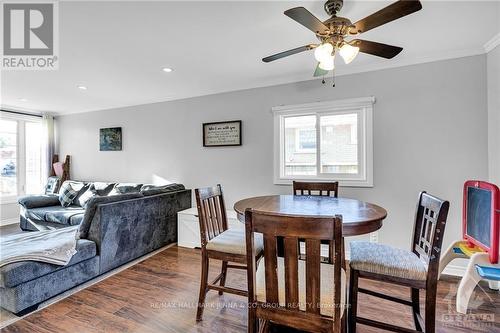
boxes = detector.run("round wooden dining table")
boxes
[234,195,387,236]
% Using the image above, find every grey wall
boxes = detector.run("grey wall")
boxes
[57,55,488,251]
[488,45,500,184]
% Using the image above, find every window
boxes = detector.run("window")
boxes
[0,112,44,202]
[273,97,374,187]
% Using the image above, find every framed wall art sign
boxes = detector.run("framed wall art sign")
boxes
[100,127,122,151]
[203,120,242,147]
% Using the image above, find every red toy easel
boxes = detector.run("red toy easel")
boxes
[439,180,500,313]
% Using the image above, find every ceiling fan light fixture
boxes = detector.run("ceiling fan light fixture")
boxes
[339,44,360,64]
[314,43,334,63]
[318,55,335,71]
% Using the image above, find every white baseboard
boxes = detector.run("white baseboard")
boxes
[0,218,18,227]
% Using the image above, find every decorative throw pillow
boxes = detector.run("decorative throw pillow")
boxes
[77,186,98,208]
[44,176,60,194]
[72,183,90,204]
[92,182,116,196]
[108,183,143,196]
[58,181,83,207]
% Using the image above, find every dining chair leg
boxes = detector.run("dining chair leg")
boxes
[342,309,347,333]
[196,253,209,321]
[425,288,437,333]
[218,261,228,295]
[411,288,422,331]
[258,319,269,333]
[329,241,334,264]
[348,269,359,333]
[248,305,257,333]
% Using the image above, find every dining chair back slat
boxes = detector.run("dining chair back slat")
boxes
[305,239,321,315]
[195,185,228,246]
[283,237,299,310]
[293,181,339,198]
[263,234,279,304]
[245,210,344,332]
[412,192,449,273]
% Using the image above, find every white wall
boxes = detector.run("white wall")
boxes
[487,45,500,184]
[0,203,19,225]
[57,55,488,252]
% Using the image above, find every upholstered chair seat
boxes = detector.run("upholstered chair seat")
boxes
[350,241,428,281]
[206,229,263,256]
[255,258,346,317]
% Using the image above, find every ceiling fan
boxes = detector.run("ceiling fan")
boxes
[263,0,422,78]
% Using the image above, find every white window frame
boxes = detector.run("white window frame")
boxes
[273,97,374,187]
[0,111,43,204]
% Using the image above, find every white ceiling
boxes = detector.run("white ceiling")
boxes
[1,1,499,115]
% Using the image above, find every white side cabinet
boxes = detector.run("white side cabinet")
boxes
[177,207,243,248]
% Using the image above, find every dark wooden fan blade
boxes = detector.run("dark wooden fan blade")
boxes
[284,7,329,35]
[352,0,422,34]
[352,39,403,59]
[262,44,316,63]
[313,62,329,77]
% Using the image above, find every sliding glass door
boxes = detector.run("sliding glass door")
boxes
[0,112,44,203]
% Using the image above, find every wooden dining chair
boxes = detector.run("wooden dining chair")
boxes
[245,209,346,333]
[348,192,449,333]
[195,185,263,321]
[293,181,339,197]
[292,180,340,265]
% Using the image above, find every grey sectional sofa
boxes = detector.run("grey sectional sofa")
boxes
[0,182,191,315]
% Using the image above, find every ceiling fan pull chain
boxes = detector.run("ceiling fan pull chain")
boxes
[332,68,336,87]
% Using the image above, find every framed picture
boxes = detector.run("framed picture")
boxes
[100,127,122,151]
[203,120,242,147]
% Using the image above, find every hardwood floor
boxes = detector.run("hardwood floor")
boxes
[2,246,499,333]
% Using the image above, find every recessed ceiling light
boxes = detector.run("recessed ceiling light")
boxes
[162,67,173,73]
[77,85,87,90]
[18,98,27,102]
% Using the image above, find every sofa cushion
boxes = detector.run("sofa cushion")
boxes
[58,181,87,207]
[108,183,143,196]
[0,239,97,288]
[25,205,85,226]
[140,183,185,196]
[18,195,60,209]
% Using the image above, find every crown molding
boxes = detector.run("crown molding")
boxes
[0,104,45,115]
[484,32,500,53]
[333,46,485,78]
